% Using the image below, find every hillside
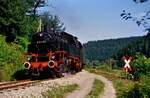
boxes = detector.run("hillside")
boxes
[83,36,143,62]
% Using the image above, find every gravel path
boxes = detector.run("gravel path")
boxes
[66,71,116,98]
[0,70,116,98]
[66,75,94,98]
[92,73,116,98]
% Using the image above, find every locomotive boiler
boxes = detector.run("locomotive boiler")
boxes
[24,30,83,77]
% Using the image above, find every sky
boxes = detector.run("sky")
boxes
[39,0,150,43]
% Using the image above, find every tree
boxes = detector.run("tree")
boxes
[0,0,26,42]
[26,0,46,17]
[41,12,66,32]
[121,0,150,32]
[0,0,46,42]
[133,0,148,3]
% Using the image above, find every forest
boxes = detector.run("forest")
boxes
[83,36,142,62]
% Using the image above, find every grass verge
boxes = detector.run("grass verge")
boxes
[42,84,78,98]
[87,66,150,98]
[87,79,104,98]
[86,67,134,98]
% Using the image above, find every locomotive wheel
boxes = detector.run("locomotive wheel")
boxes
[55,71,63,78]
[70,66,76,74]
[52,68,63,78]
[50,69,57,78]
[59,64,65,73]
[57,66,64,78]
[67,64,75,74]
[56,64,66,77]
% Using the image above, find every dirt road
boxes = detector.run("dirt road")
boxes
[66,70,116,98]
[0,70,116,98]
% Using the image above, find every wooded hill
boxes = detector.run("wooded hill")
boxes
[83,36,143,62]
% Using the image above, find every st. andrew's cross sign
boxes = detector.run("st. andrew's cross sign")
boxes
[122,56,133,72]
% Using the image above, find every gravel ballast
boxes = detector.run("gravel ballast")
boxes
[0,70,116,98]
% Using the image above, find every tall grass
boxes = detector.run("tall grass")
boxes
[0,36,25,81]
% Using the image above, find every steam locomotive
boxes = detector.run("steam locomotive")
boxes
[24,30,83,77]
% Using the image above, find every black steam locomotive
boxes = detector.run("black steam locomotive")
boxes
[24,30,83,77]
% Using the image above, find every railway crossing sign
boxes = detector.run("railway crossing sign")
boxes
[122,56,132,72]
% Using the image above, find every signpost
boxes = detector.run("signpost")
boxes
[122,56,132,72]
[122,56,134,79]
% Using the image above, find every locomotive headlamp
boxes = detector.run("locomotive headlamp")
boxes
[27,55,32,61]
[48,60,55,68]
[24,62,31,69]
[51,56,55,60]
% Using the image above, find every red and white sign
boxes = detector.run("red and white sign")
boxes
[122,56,133,72]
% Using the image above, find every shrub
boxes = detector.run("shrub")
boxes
[0,36,25,81]
[121,80,150,98]
[15,36,29,50]
[131,53,150,80]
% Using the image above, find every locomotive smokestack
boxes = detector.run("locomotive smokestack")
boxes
[37,18,42,32]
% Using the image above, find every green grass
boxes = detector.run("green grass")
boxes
[42,84,78,98]
[0,35,25,81]
[87,79,104,98]
[86,66,135,98]
[86,66,150,98]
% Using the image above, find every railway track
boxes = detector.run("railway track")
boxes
[0,72,74,92]
[0,80,38,91]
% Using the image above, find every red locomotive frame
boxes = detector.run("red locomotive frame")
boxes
[24,50,83,77]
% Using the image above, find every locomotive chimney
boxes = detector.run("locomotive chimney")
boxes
[37,18,42,32]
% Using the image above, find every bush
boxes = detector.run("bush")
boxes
[15,36,29,50]
[0,36,25,81]
[121,80,150,98]
[131,53,150,80]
